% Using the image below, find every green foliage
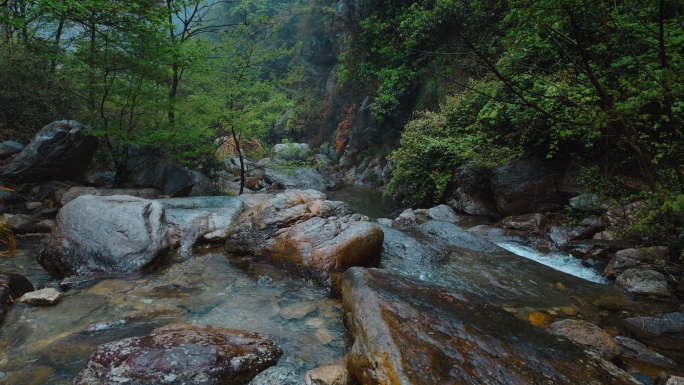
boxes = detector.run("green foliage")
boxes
[627,194,684,260]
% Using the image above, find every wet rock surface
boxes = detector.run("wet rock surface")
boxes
[0,273,34,323]
[225,190,382,291]
[264,167,329,191]
[73,323,282,385]
[0,140,24,157]
[1,120,97,183]
[159,196,245,251]
[39,195,170,278]
[624,313,684,354]
[615,269,671,299]
[341,268,639,385]
[424,204,460,223]
[248,366,302,385]
[549,319,621,360]
[18,287,62,305]
[499,213,547,234]
[614,336,678,369]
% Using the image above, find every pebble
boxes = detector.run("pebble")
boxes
[560,306,577,316]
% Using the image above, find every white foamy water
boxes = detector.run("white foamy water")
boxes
[494,241,609,284]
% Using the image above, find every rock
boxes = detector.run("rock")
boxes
[0,188,22,205]
[98,187,161,199]
[614,336,678,369]
[225,189,327,255]
[499,213,547,235]
[35,219,55,233]
[73,323,282,385]
[550,319,621,360]
[528,311,552,326]
[581,257,608,275]
[0,140,24,157]
[264,167,328,191]
[39,195,170,278]
[188,170,214,196]
[1,120,97,183]
[225,158,263,179]
[565,239,633,260]
[666,376,684,385]
[604,247,670,280]
[569,193,604,212]
[547,225,573,247]
[78,170,115,187]
[678,277,684,293]
[424,204,460,223]
[615,269,671,299]
[18,288,62,305]
[419,221,502,253]
[0,213,36,234]
[305,365,348,385]
[393,208,417,228]
[594,231,616,240]
[256,217,383,292]
[623,312,684,352]
[341,268,641,385]
[569,217,606,240]
[249,367,302,385]
[58,186,101,206]
[375,218,393,227]
[128,159,198,197]
[314,154,331,167]
[273,143,310,162]
[0,273,34,323]
[489,159,565,216]
[158,196,245,251]
[446,165,498,216]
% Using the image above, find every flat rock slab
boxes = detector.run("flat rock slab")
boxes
[341,268,640,385]
[18,288,62,305]
[74,323,282,385]
[550,319,621,360]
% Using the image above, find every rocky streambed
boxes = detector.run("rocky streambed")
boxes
[0,187,682,384]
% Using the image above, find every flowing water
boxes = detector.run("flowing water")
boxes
[0,186,679,383]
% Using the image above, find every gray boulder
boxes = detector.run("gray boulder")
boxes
[273,143,310,162]
[603,247,669,279]
[249,367,302,385]
[569,217,605,240]
[489,159,565,216]
[499,213,547,235]
[159,196,245,251]
[569,193,604,212]
[425,204,460,223]
[0,213,37,234]
[74,323,282,385]
[615,269,671,299]
[128,160,196,197]
[39,195,170,278]
[264,167,328,191]
[623,312,684,352]
[446,165,498,216]
[614,335,677,368]
[0,140,23,158]
[1,120,97,183]
[393,208,417,229]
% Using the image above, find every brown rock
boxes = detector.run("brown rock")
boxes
[18,288,62,305]
[550,319,621,360]
[74,323,282,385]
[614,335,677,369]
[341,268,641,385]
[603,247,669,280]
[499,213,548,235]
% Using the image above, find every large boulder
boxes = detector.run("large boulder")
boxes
[569,217,606,240]
[489,159,565,216]
[446,165,498,216]
[1,120,97,183]
[225,190,382,292]
[499,213,548,235]
[424,204,460,223]
[158,196,245,251]
[74,323,282,385]
[273,143,310,162]
[341,268,640,385]
[615,269,671,299]
[256,216,383,292]
[264,167,328,191]
[549,319,621,360]
[0,273,34,323]
[128,159,198,197]
[603,247,669,280]
[39,195,170,278]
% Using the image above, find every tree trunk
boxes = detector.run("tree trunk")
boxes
[50,17,65,74]
[231,126,245,195]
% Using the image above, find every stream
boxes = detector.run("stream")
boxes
[0,186,679,384]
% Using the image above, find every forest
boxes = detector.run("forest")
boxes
[1,0,684,383]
